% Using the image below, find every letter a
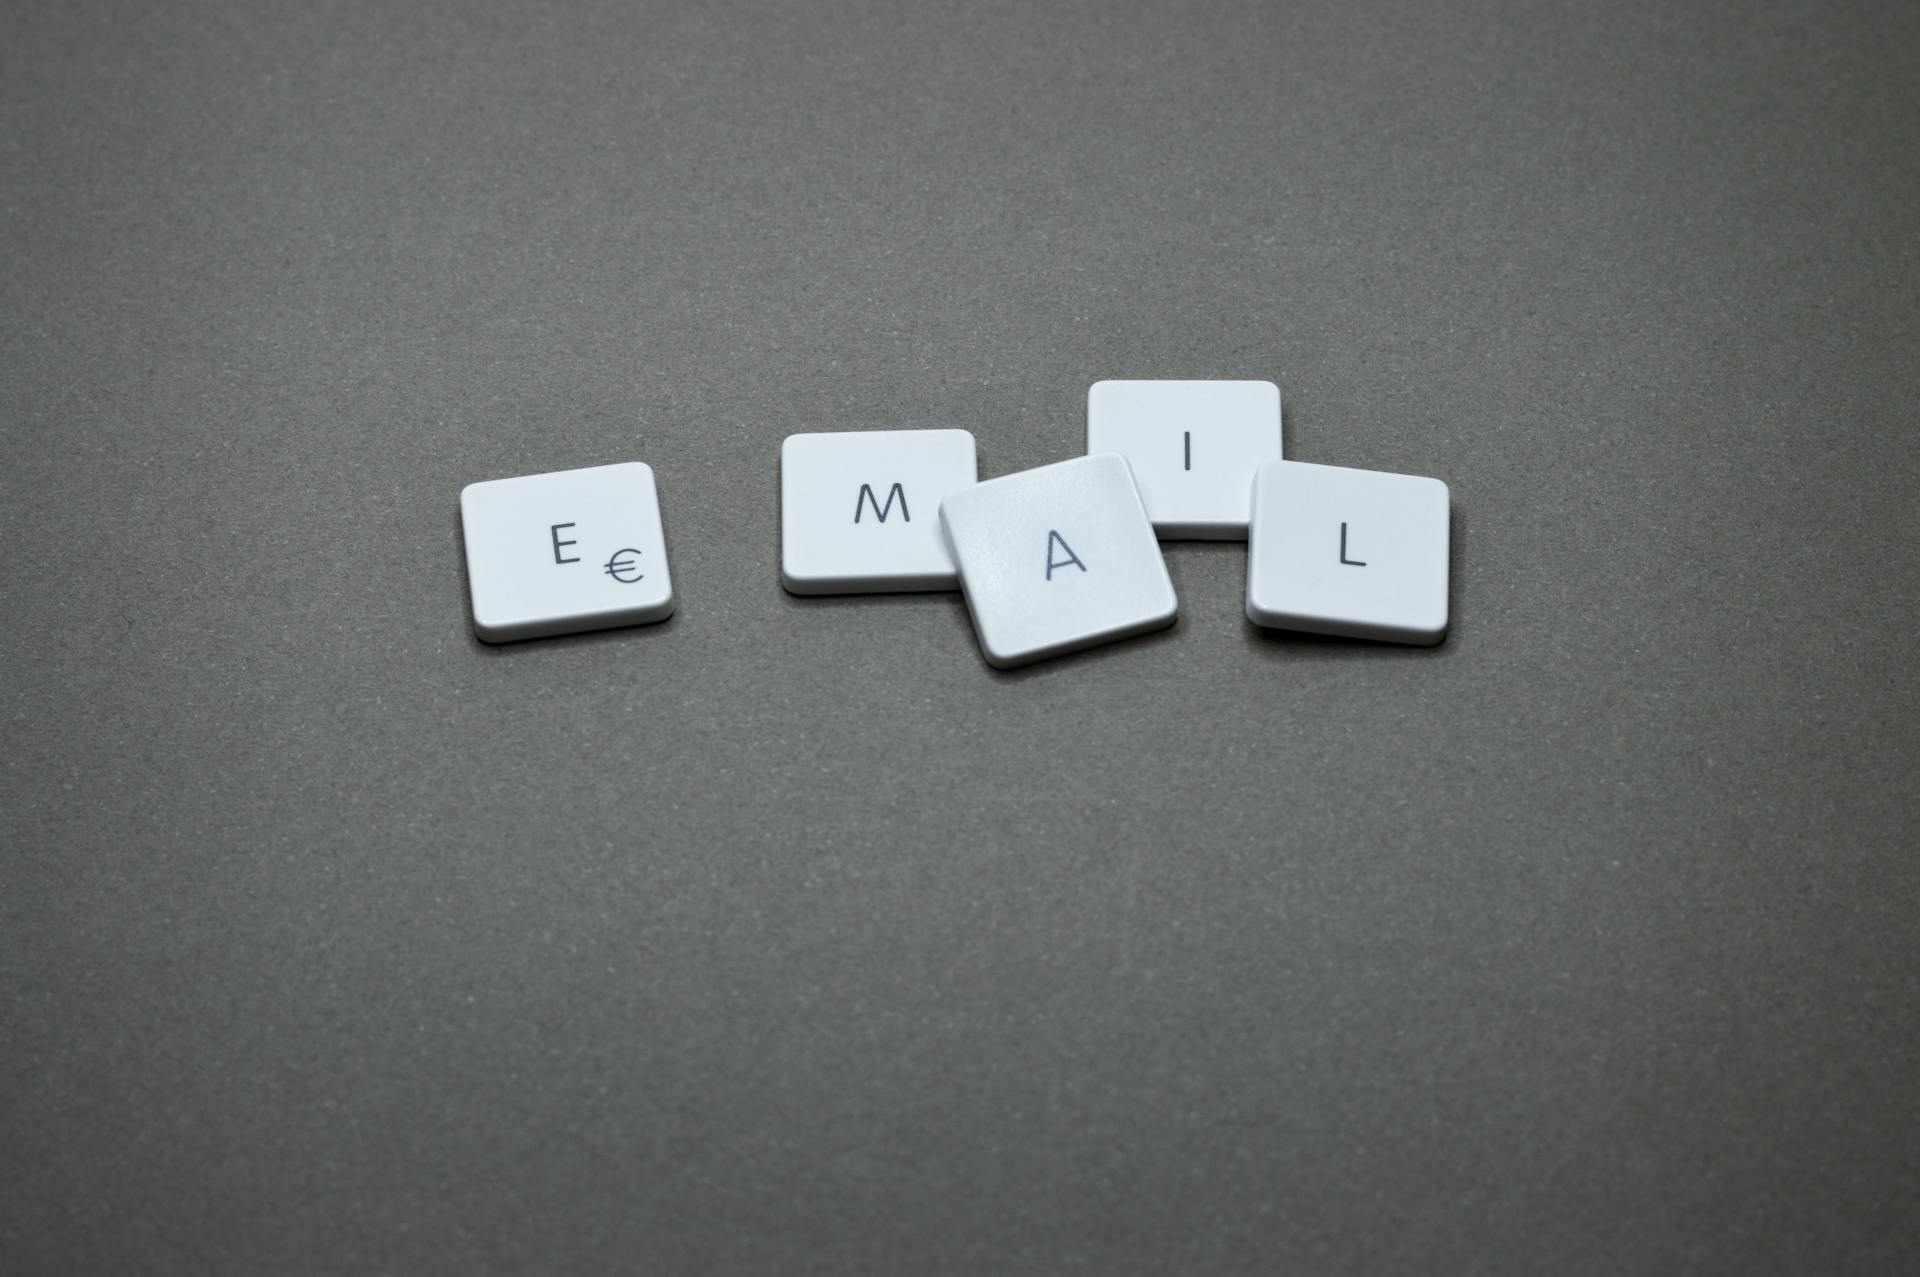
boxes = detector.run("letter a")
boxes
[854,482,910,523]
[1045,530,1087,580]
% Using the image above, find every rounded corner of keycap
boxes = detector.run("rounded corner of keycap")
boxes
[470,614,515,644]
[779,434,823,466]
[1243,589,1282,629]
[779,564,825,596]
[948,429,981,467]
[979,644,1026,670]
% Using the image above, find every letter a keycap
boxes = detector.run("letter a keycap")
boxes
[939,454,1176,668]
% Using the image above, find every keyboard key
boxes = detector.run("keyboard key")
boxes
[781,429,978,594]
[1245,460,1449,644]
[460,462,674,642]
[939,453,1177,668]
[1086,379,1282,539]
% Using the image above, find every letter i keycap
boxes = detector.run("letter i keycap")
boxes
[939,453,1177,668]
[460,462,675,642]
[780,429,978,594]
[1086,379,1282,539]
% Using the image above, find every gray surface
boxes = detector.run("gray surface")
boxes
[4,0,1918,1271]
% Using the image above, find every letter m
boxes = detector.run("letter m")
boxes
[854,482,910,524]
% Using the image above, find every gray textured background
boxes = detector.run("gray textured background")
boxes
[4,0,1918,1272]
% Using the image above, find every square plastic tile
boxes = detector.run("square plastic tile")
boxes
[939,453,1177,668]
[1086,379,1282,539]
[460,462,674,642]
[781,429,977,594]
[1245,460,1449,644]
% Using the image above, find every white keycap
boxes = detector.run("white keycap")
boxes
[939,453,1177,668]
[1245,460,1450,644]
[460,462,674,642]
[781,429,977,594]
[1086,379,1282,539]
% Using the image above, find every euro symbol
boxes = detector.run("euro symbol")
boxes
[603,548,644,583]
